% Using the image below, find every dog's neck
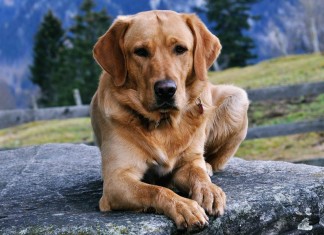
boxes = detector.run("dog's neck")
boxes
[130,109,171,130]
[128,97,204,131]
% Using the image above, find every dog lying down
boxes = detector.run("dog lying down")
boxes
[90,10,249,231]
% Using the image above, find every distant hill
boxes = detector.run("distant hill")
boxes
[0,0,294,109]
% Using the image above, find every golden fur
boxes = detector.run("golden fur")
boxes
[91,10,249,231]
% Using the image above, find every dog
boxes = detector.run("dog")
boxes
[91,10,249,231]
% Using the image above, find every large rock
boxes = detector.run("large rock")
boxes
[0,144,323,234]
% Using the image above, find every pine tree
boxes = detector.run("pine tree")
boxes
[30,10,65,106]
[205,0,259,68]
[53,0,111,105]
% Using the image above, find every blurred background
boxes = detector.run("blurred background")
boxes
[0,0,323,164]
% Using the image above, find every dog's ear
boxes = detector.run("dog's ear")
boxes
[93,16,130,87]
[182,14,221,81]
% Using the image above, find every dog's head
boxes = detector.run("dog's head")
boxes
[94,10,221,117]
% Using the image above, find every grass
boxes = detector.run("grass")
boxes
[0,118,92,149]
[239,93,324,161]
[236,132,324,162]
[0,53,323,162]
[248,94,324,126]
[209,53,324,89]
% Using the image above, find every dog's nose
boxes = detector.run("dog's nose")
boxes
[154,80,177,100]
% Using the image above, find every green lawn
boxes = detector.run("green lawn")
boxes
[209,53,324,89]
[236,132,324,162]
[248,94,324,126]
[1,54,323,162]
[0,118,92,149]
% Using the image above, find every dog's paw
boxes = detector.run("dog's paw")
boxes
[190,182,226,216]
[168,197,209,231]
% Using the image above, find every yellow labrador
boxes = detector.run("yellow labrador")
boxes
[91,10,249,231]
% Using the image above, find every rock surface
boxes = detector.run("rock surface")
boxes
[0,143,323,234]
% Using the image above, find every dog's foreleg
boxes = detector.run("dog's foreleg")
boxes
[173,156,226,216]
[100,165,209,230]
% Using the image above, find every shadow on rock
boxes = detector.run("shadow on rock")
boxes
[59,180,103,212]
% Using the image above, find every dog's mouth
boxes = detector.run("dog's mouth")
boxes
[158,102,177,110]
[152,101,179,113]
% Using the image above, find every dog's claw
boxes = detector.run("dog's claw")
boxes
[191,182,226,217]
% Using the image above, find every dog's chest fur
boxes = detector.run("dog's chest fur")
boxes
[139,110,207,183]
[139,107,207,171]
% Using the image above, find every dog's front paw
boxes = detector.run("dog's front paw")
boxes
[190,182,226,216]
[167,197,209,231]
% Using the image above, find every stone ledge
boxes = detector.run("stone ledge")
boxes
[0,143,323,234]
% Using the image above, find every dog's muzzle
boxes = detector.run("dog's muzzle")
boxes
[154,80,177,109]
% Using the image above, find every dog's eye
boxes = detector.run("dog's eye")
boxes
[134,48,149,57]
[174,45,188,55]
